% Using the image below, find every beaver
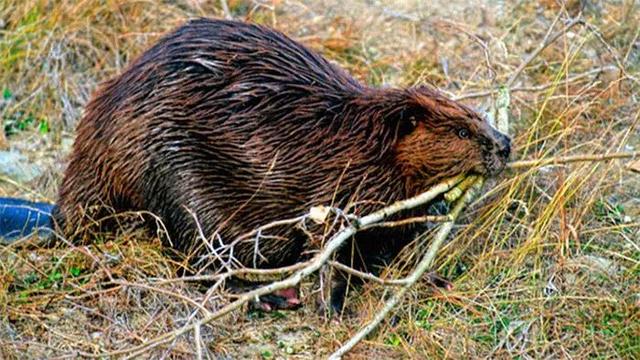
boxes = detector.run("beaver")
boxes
[51,18,511,313]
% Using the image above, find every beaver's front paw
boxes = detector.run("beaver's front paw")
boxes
[249,287,302,312]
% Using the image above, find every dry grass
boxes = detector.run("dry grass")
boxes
[1,0,639,358]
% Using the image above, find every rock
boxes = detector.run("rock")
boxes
[0,150,44,183]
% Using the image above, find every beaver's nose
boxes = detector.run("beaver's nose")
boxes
[489,127,512,159]
[497,135,511,159]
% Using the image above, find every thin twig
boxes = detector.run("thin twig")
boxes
[110,280,211,316]
[234,215,308,243]
[149,262,309,284]
[509,151,640,169]
[360,214,451,230]
[327,261,452,288]
[327,261,409,286]
[194,324,203,360]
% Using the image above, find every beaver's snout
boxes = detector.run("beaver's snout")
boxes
[482,128,511,175]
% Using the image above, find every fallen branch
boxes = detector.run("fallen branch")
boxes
[329,177,485,359]
[94,174,466,358]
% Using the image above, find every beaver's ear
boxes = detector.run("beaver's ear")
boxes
[386,106,413,138]
[395,110,420,137]
[396,87,467,133]
[405,87,442,120]
[383,87,440,136]
[393,96,436,136]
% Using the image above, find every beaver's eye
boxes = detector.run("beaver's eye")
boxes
[409,116,417,128]
[457,128,470,139]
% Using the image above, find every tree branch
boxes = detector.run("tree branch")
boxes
[93,174,466,358]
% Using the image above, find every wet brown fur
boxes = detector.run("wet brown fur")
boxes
[54,19,510,306]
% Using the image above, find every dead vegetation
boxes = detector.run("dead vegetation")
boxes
[1,0,639,359]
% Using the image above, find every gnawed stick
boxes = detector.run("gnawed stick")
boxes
[95,174,466,358]
[329,177,485,359]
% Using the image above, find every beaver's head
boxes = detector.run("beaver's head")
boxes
[394,87,511,191]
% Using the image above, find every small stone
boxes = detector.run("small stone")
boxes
[0,151,44,182]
